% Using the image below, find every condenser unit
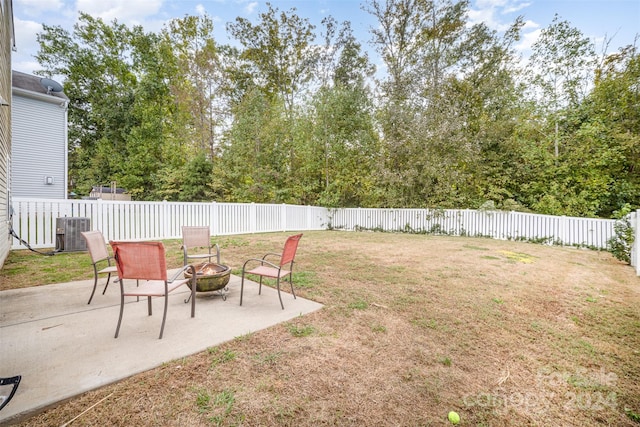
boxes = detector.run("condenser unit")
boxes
[55,217,90,252]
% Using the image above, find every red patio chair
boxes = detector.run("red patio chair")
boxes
[240,234,303,310]
[110,241,197,339]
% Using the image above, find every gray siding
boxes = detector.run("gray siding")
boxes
[0,0,13,268]
[11,94,67,198]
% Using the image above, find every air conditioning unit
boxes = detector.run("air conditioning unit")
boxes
[55,217,91,252]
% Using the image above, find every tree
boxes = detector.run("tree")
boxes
[216,88,289,203]
[227,3,317,115]
[306,19,380,207]
[575,43,640,216]
[164,15,224,159]
[453,19,526,209]
[528,15,596,158]
[368,0,499,208]
[36,14,141,196]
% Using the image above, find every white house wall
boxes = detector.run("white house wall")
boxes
[0,0,14,268]
[11,93,67,198]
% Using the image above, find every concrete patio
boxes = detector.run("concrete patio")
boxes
[0,273,323,424]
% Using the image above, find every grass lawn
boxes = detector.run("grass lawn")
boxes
[2,230,639,426]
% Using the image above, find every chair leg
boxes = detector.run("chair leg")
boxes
[184,265,198,306]
[188,267,196,317]
[289,271,296,300]
[87,269,99,305]
[115,293,125,338]
[147,296,152,315]
[240,271,246,306]
[190,283,196,317]
[276,277,284,310]
[101,273,112,295]
[158,293,168,339]
[258,276,263,295]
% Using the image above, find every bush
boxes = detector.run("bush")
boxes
[608,204,635,264]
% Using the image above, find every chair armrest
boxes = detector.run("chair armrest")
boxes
[261,252,281,261]
[242,258,280,271]
[213,243,221,263]
[169,264,197,283]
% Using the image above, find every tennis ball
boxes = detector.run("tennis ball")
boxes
[448,411,460,424]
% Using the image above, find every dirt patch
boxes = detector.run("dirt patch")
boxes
[5,231,640,426]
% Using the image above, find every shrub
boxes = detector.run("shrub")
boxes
[608,204,635,264]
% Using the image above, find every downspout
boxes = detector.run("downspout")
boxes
[62,99,69,199]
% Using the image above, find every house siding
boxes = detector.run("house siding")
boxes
[0,0,13,268]
[11,93,67,198]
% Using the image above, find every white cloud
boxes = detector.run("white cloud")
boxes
[244,2,257,14]
[75,0,163,22]
[517,27,541,53]
[468,0,532,32]
[15,0,64,14]
[11,18,47,74]
[12,18,42,56]
[467,7,499,28]
[503,1,531,14]
[196,4,206,15]
[467,0,543,60]
[475,0,508,7]
[521,19,539,30]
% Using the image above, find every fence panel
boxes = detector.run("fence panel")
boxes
[631,211,639,271]
[11,199,635,274]
[330,208,616,250]
[10,198,329,250]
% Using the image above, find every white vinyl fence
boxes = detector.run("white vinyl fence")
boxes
[9,198,640,275]
[329,208,639,276]
[329,208,616,248]
[10,198,329,249]
[630,211,640,274]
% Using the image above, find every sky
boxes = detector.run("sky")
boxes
[10,0,640,78]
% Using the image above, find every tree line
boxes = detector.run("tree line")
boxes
[34,0,639,218]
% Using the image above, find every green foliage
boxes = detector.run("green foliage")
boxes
[227,3,317,114]
[208,347,237,368]
[348,299,369,310]
[608,204,635,264]
[33,3,640,215]
[626,408,640,422]
[439,356,452,367]
[286,323,315,337]
[157,154,216,202]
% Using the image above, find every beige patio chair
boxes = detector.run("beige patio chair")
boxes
[81,230,118,304]
[0,375,21,412]
[181,226,220,266]
[240,234,303,309]
[110,240,197,339]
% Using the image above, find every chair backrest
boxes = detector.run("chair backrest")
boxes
[182,226,211,248]
[110,241,168,281]
[280,234,303,266]
[81,231,110,263]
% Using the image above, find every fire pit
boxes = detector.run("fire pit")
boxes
[184,263,231,299]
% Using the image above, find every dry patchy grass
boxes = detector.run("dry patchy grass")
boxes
[2,231,640,426]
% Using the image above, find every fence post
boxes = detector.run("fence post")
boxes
[282,204,287,232]
[96,199,105,239]
[211,201,218,236]
[634,210,640,275]
[250,203,256,233]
